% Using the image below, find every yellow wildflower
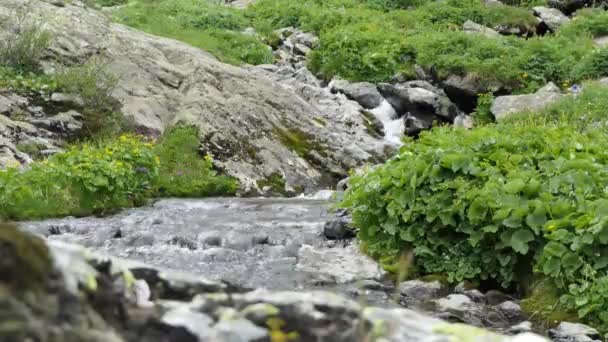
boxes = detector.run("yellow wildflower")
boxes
[154,156,161,165]
[546,223,557,232]
[522,73,528,79]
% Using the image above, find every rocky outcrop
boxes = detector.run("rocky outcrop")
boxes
[4,223,548,342]
[533,6,570,32]
[378,81,462,135]
[0,0,389,194]
[491,82,563,121]
[548,0,607,15]
[329,79,384,109]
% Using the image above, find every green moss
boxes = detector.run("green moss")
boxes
[15,142,48,160]
[0,224,52,291]
[312,117,328,127]
[273,127,328,160]
[257,172,286,194]
[420,274,450,285]
[520,278,579,329]
[360,111,384,138]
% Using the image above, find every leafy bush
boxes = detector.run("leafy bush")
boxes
[112,0,271,65]
[55,57,123,135]
[0,135,158,220]
[364,0,424,10]
[154,125,238,197]
[343,123,608,287]
[0,67,58,93]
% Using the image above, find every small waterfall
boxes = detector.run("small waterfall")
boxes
[370,100,404,145]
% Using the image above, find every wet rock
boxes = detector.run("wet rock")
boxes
[323,216,355,240]
[491,82,563,121]
[534,7,570,32]
[398,280,443,301]
[161,306,214,340]
[296,244,385,284]
[463,20,500,37]
[378,82,460,135]
[506,321,533,335]
[330,79,384,109]
[594,35,608,48]
[443,73,503,113]
[169,236,198,250]
[213,319,268,342]
[463,289,486,303]
[549,322,602,342]
[496,301,524,322]
[485,289,511,305]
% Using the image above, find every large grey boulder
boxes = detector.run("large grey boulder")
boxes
[533,6,570,31]
[463,20,500,37]
[549,322,602,342]
[330,79,384,109]
[378,81,461,135]
[0,0,388,194]
[491,82,563,121]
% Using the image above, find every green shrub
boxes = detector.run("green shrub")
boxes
[0,135,158,220]
[55,57,123,136]
[343,123,608,287]
[365,0,424,10]
[154,125,238,197]
[0,67,58,93]
[559,9,608,38]
[570,48,608,81]
[0,13,52,72]
[309,22,411,82]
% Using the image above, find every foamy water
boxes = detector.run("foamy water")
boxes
[370,100,404,145]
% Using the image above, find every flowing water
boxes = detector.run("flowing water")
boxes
[20,197,393,305]
[370,100,404,145]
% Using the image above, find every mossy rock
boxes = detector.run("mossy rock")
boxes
[256,172,286,194]
[520,277,579,329]
[0,223,53,291]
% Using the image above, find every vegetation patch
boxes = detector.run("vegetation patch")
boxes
[256,172,286,194]
[154,125,238,198]
[274,126,328,160]
[109,0,272,65]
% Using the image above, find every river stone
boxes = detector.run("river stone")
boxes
[213,319,269,342]
[323,216,355,240]
[549,322,602,342]
[329,79,384,109]
[491,82,563,120]
[295,243,385,284]
[496,301,524,322]
[533,6,570,31]
[161,306,215,340]
[398,280,443,301]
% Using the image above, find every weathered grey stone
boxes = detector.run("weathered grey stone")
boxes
[398,280,443,301]
[491,82,563,120]
[463,20,500,37]
[213,319,269,342]
[600,77,608,86]
[296,243,385,284]
[496,301,523,322]
[378,82,460,135]
[323,216,355,240]
[161,306,214,340]
[533,6,570,31]
[549,322,602,342]
[330,79,384,109]
[453,114,474,129]
[594,35,608,48]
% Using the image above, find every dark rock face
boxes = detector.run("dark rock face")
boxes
[548,0,608,15]
[329,79,384,109]
[378,81,462,135]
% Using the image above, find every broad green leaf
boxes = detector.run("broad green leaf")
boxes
[510,229,535,254]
